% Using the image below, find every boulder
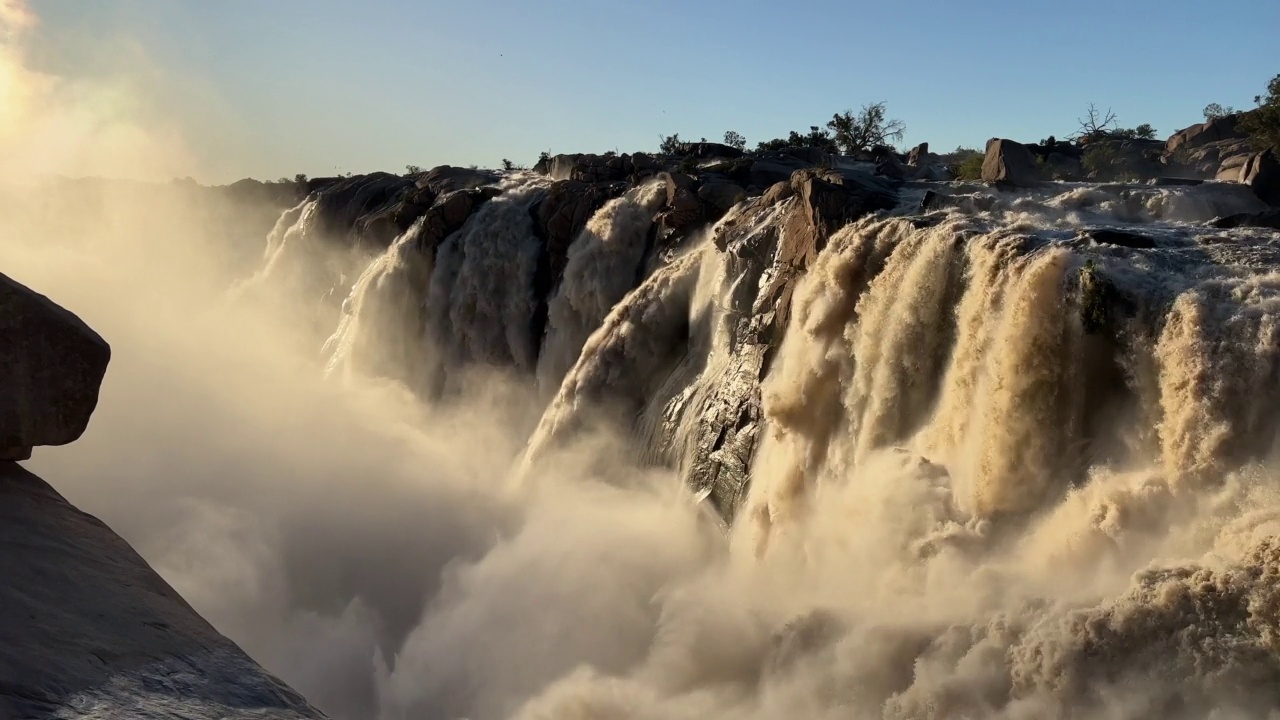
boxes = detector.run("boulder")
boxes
[0,273,111,460]
[1044,152,1084,181]
[981,138,1041,187]
[698,181,747,215]
[1217,152,1255,181]
[1165,114,1246,156]
[1241,150,1280,206]
[0,462,322,718]
[1210,209,1280,230]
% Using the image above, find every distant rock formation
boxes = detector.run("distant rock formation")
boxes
[982,138,1041,187]
[0,275,323,719]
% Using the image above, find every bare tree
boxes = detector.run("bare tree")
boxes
[826,102,906,155]
[1075,103,1119,141]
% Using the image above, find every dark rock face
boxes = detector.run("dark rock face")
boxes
[548,154,639,183]
[981,138,1041,187]
[533,179,630,293]
[312,172,416,246]
[0,462,323,719]
[698,181,747,215]
[1241,150,1280,207]
[0,273,111,460]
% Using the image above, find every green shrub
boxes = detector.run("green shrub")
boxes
[1241,73,1280,151]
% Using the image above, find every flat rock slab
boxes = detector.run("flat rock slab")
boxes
[0,273,111,459]
[0,462,323,719]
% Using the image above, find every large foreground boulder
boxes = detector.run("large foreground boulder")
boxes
[0,462,323,719]
[982,138,1040,187]
[1241,150,1280,207]
[0,273,111,461]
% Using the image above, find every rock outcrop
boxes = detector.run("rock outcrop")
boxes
[0,278,323,719]
[981,138,1041,187]
[0,273,111,461]
[1241,149,1280,207]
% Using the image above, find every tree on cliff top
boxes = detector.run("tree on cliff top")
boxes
[826,102,906,155]
[1241,73,1280,150]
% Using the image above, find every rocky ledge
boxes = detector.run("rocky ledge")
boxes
[0,274,323,719]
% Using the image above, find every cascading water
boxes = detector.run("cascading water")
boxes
[103,173,1280,719]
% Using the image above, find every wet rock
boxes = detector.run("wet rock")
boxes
[1086,229,1156,249]
[981,138,1041,187]
[311,172,416,246]
[414,165,500,195]
[1153,177,1204,186]
[0,273,111,460]
[1209,209,1280,230]
[414,187,503,257]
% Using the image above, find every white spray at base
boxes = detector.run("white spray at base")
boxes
[13,176,1280,720]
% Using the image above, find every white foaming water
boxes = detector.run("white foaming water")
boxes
[12,175,1280,720]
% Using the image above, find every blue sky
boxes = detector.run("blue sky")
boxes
[23,0,1280,183]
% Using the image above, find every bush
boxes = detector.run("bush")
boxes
[723,131,746,150]
[659,133,685,155]
[944,147,984,180]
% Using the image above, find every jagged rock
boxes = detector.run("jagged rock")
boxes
[1166,113,1246,156]
[1241,150,1280,206]
[762,180,794,206]
[660,186,704,233]
[0,273,111,460]
[1210,209,1280,229]
[0,462,322,719]
[688,169,896,518]
[982,138,1041,187]
[698,181,747,215]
